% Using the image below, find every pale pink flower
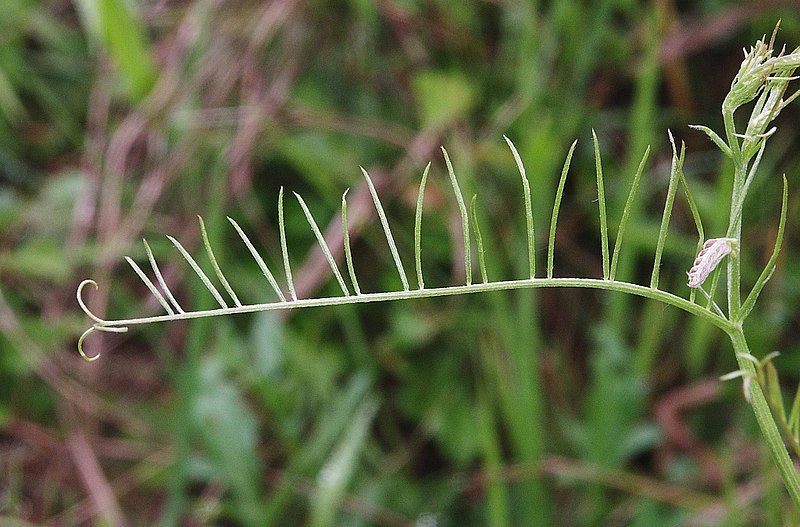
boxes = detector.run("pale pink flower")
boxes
[687,238,736,288]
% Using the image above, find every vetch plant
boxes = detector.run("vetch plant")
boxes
[78,32,800,504]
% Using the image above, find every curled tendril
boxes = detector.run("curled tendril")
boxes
[78,324,128,361]
[77,279,109,324]
[77,280,127,361]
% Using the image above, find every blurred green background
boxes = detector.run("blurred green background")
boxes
[2,0,800,525]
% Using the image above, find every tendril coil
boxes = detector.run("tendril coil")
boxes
[77,280,128,361]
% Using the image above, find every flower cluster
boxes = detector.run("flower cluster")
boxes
[724,30,800,160]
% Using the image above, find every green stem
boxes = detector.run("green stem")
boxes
[89,277,734,334]
[729,327,800,506]
[726,163,746,319]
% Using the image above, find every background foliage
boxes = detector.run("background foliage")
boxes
[2,1,800,525]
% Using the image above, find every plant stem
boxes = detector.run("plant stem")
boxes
[90,278,734,333]
[763,384,800,460]
[726,162,746,319]
[729,327,800,506]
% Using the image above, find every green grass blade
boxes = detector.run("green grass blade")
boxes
[679,162,704,303]
[415,163,430,290]
[477,392,510,527]
[308,397,379,527]
[227,217,287,302]
[77,0,157,101]
[766,361,787,422]
[360,166,409,291]
[504,136,535,278]
[470,195,488,284]
[278,187,298,301]
[650,134,684,289]
[294,192,350,297]
[740,175,788,319]
[262,376,371,524]
[143,238,184,313]
[610,146,650,281]
[788,383,800,439]
[198,216,242,307]
[679,171,704,252]
[441,147,472,286]
[0,68,26,121]
[592,130,610,280]
[547,140,577,279]
[167,235,228,308]
[341,189,361,296]
[125,256,175,315]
